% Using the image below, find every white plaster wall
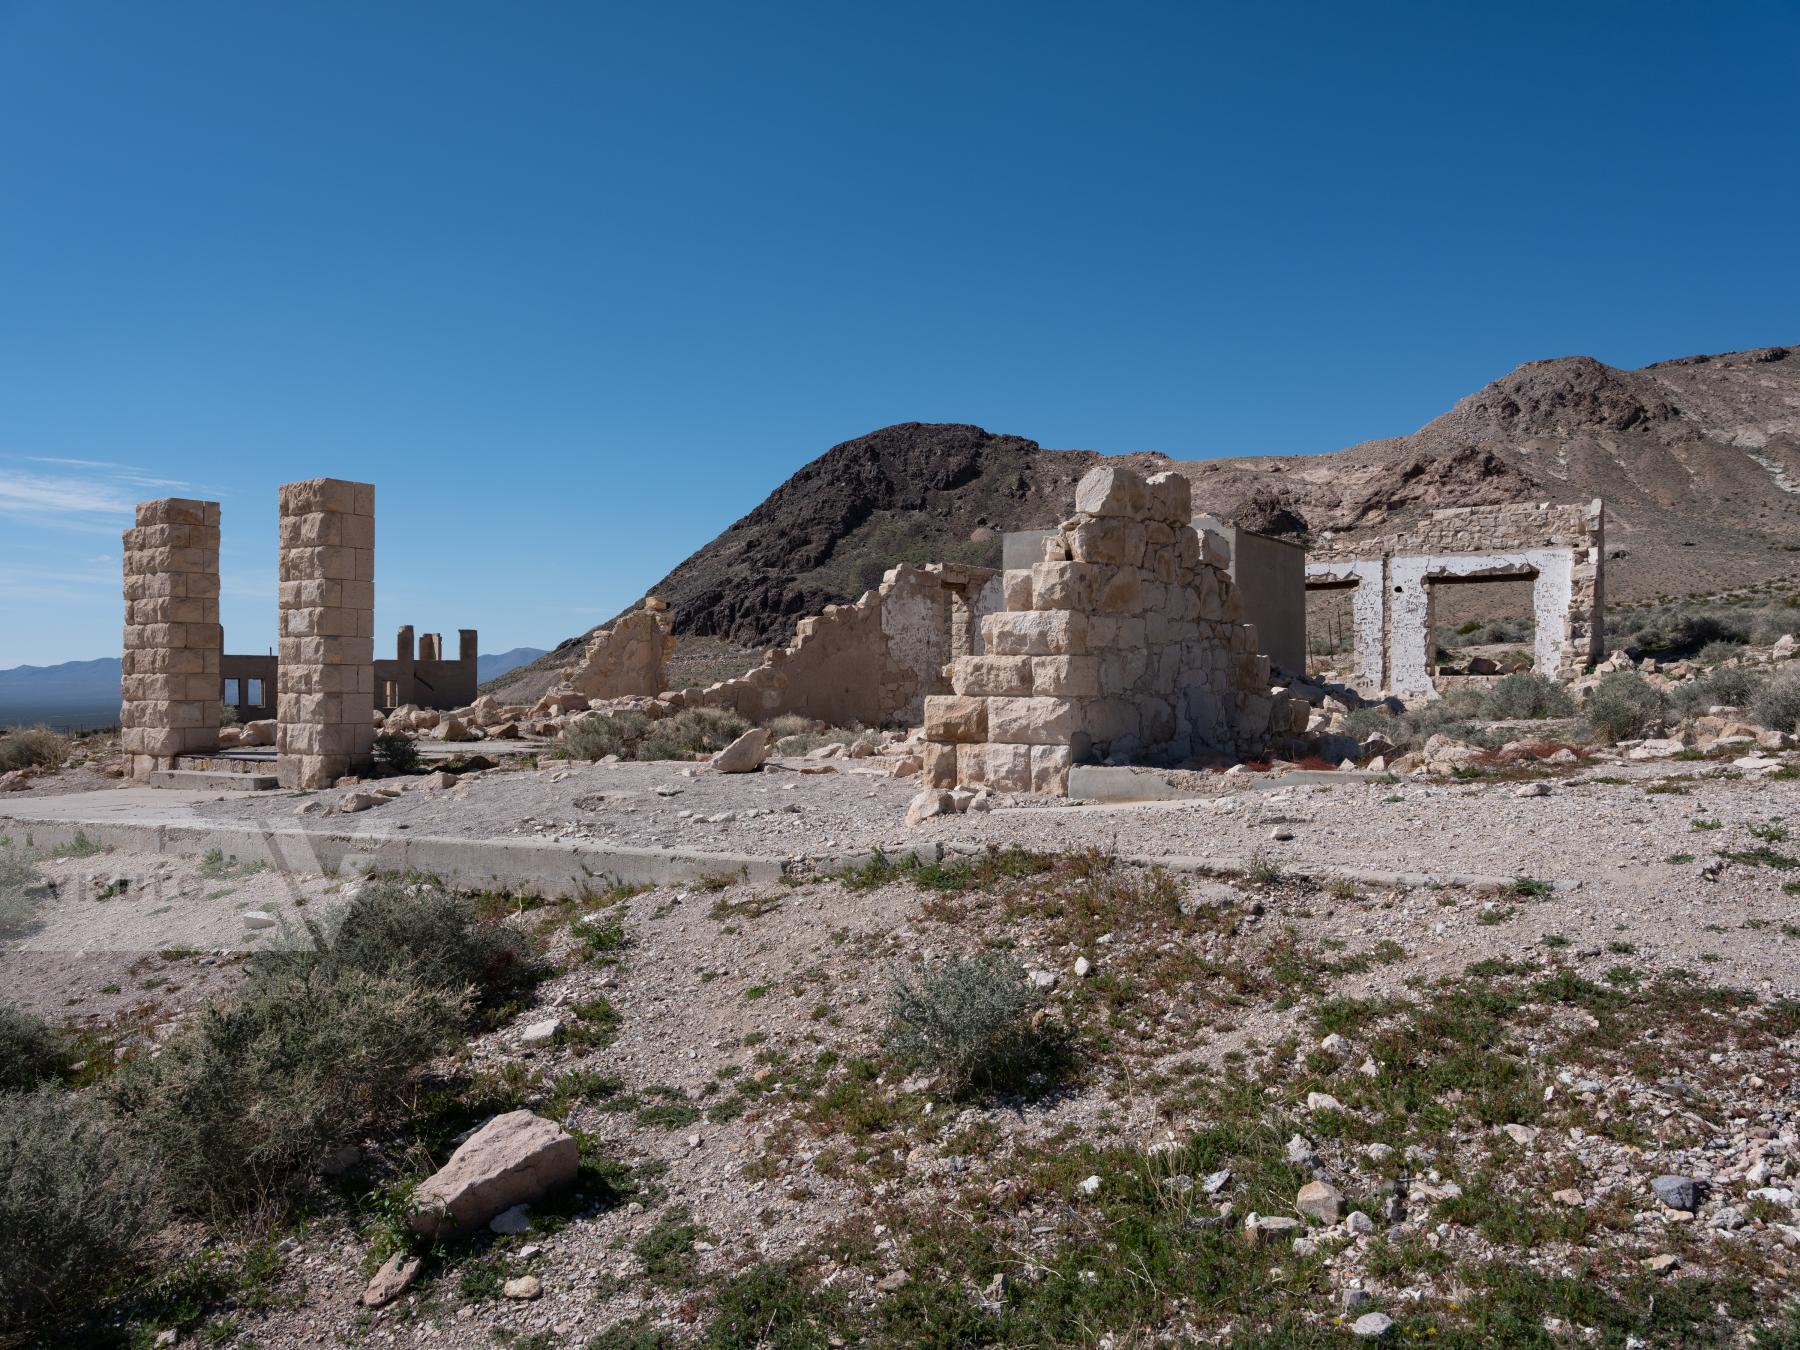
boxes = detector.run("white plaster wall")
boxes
[1388,549,1574,696]
[879,571,949,725]
[1388,556,1437,695]
[1527,548,1575,678]
[1306,560,1385,693]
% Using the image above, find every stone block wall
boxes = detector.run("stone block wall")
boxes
[672,564,1003,728]
[120,498,222,781]
[924,467,1305,794]
[559,602,676,702]
[276,478,375,788]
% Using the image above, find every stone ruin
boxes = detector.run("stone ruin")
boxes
[275,479,377,788]
[668,564,1004,728]
[121,498,223,781]
[120,470,1604,798]
[921,466,1308,794]
[1306,500,1604,697]
[554,600,677,703]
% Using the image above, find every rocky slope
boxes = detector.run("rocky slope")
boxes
[502,344,1798,696]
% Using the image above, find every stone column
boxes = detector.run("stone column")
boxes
[276,479,375,788]
[121,499,222,781]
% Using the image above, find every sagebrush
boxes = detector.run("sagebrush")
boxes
[1584,671,1667,743]
[1753,669,1800,735]
[558,707,750,762]
[0,726,66,774]
[0,1090,163,1341]
[111,962,466,1217]
[0,1005,65,1091]
[884,954,1064,1097]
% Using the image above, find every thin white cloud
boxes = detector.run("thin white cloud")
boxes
[0,469,135,518]
[0,457,212,529]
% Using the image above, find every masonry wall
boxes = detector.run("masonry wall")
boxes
[924,467,1304,795]
[558,603,676,703]
[670,564,1000,728]
[376,625,478,709]
[120,498,222,781]
[276,479,375,788]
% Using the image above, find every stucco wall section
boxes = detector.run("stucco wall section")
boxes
[1307,500,1604,696]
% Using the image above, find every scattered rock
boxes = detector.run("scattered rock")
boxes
[519,1018,561,1045]
[711,727,770,774]
[1352,1312,1394,1338]
[489,1204,531,1235]
[361,1253,422,1308]
[501,1275,542,1300]
[1296,1179,1343,1223]
[1244,1214,1303,1245]
[1651,1174,1700,1212]
[410,1111,579,1236]
[1552,1188,1585,1207]
[905,789,956,828]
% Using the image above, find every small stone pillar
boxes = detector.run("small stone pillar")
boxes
[276,479,375,788]
[121,499,222,781]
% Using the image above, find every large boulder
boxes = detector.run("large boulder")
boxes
[711,726,769,774]
[240,719,277,747]
[409,1111,578,1237]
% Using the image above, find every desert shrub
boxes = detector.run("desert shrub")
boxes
[1481,673,1576,721]
[111,963,464,1217]
[1443,616,1535,648]
[1698,639,1748,665]
[559,706,789,762]
[1342,706,1401,747]
[0,725,67,773]
[0,840,46,938]
[1671,666,1768,716]
[0,1090,163,1342]
[765,713,817,741]
[1583,671,1667,743]
[557,711,648,761]
[0,1006,65,1091]
[1611,606,1754,657]
[275,872,541,1004]
[1753,669,1800,734]
[884,954,1064,1097]
[636,708,749,761]
[773,725,881,756]
[372,730,422,774]
[1752,610,1800,645]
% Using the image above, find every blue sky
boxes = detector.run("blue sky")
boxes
[2,2,1796,667]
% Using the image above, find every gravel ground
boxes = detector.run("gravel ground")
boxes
[10,748,1800,1345]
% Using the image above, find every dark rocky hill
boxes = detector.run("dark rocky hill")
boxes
[495,344,1799,702]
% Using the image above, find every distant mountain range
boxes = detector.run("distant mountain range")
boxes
[0,648,548,731]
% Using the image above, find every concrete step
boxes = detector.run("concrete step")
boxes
[173,752,276,773]
[149,769,280,792]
